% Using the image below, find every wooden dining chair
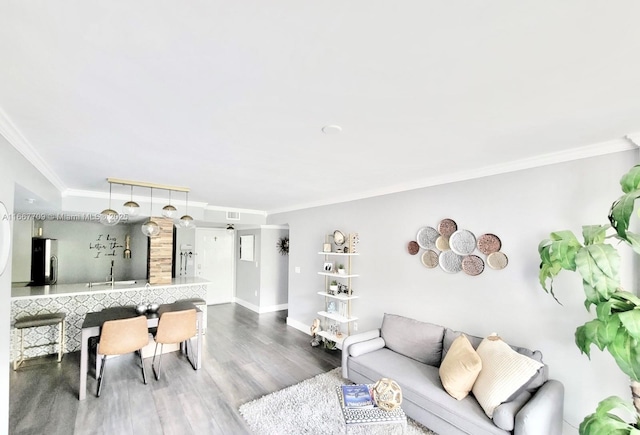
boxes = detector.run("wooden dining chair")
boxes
[96,315,149,397]
[152,308,197,380]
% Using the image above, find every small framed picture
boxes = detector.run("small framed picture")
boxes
[323,262,334,272]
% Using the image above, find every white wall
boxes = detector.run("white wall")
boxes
[260,226,289,308]
[268,150,640,430]
[0,138,61,432]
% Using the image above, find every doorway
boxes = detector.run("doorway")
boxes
[195,228,235,304]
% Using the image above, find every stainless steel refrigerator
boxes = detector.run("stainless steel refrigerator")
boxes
[30,237,58,285]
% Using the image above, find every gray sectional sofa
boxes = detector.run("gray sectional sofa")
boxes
[341,314,564,435]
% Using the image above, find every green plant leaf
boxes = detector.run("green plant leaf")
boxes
[620,165,640,194]
[611,291,640,308]
[607,328,640,381]
[576,318,620,354]
[583,225,609,245]
[625,232,640,256]
[610,190,640,240]
[619,310,640,341]
[575,244,620,300]
[579,396,639,435]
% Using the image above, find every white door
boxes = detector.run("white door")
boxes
[195,228,235,305]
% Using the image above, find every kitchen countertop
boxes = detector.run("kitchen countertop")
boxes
[11,276,210,299]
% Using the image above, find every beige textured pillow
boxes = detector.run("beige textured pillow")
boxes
[439,334,482,400]
[472,335,544,418]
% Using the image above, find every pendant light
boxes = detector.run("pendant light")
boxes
[123,185,140,217]
[141,188,161,237]
[162,190,177,218]
[179,191,195,229]
[99,182,120,226]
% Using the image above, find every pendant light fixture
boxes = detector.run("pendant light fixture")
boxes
[123,185,140,217]
[141,188,161,237]
[162,190,177,218]
[99,182,120,226]
[179,191,195,229]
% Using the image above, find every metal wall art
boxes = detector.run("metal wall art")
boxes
[407,218,508,276]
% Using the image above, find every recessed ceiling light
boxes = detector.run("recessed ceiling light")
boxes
[322,125,342,134]
[25,198,36,204]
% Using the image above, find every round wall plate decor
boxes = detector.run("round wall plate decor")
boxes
[407,241,420,255]
[435,236,450,251]
[477,234,502,255]
[421,250,439,268]
[462,255,485,276]
[487,251,509,270]
[416,226,439,249]
[439,250,463,273]
[437,218,457,237]
[449,229,477,255]
[0,202,10,276]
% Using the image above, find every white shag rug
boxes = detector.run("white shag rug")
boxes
[239,368,437,435]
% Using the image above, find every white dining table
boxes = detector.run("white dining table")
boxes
[78,301,203,400]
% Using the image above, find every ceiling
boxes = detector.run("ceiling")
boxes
[2,2,640,215]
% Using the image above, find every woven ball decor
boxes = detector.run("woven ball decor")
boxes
[372,378,403,411]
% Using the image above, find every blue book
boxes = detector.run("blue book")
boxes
[341,384,374,408]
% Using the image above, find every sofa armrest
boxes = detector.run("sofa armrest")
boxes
[341,329,382,379]
[514,379,564,435]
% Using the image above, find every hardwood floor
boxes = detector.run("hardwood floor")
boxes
[9,304,341,435]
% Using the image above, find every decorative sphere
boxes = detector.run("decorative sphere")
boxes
[372,378,402,411]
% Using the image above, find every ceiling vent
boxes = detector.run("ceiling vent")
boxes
[226,211,240,221]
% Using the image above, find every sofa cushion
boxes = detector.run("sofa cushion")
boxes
[472,336,544,418]
[348,348,508,435]
[380,313,445,366]
[442,328,549,397]
[349,337,386,357]
[439,334,482,400]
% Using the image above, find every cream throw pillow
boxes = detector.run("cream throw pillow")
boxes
[472,335,544,418]
[438,334,482,400]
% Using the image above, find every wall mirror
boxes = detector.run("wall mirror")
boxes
[240,235,254,261]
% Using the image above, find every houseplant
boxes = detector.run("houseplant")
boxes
[538,164,640,434]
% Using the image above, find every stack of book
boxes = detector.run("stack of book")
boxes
[340,384,375,409]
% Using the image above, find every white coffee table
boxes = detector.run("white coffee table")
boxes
[336,385,407,434]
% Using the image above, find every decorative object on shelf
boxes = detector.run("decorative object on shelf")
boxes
[416,226,439,249]
[372,378,403,412]
[437,218,458,238]
[407,241,419,255]
[338,283,350,294]
[333,230,346,252]
[323,243,332,253]
[276,236,289,256]
[324,262,334,273]
[0,201,10,276]
[421,250,439,268]
[338,264,346,274]
[99,182,121,226]
[409,219,507,275]
[348,233,360,254]
[329,280,338,293]
[487,251,508,270]
[141,187,161,237]
[439,250,463,273]
[462,255,485,276]
[449,229,477,255]
[310,318,321,347]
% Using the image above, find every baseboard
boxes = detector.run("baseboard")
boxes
[286,317,311,336]
[233,297,288,314]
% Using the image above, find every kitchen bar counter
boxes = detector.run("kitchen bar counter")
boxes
[11,277,209,299]
[10,277,209,361]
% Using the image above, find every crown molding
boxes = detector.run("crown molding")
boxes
[267,136,638,215]
[0,107,66,192]
[205,204,267,216]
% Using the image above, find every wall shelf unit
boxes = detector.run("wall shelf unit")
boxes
[316,232,360,349]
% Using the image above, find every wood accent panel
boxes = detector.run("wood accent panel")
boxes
[149,217,174,285]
